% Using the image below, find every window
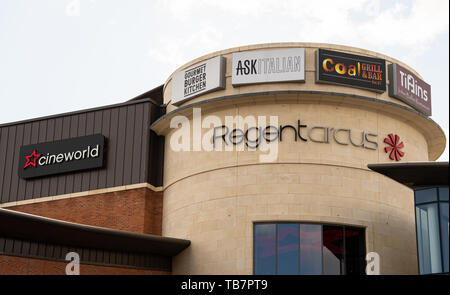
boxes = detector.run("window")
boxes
[277,224,299,274]
[254,223,366,275]
[254,224,276,274]
[415,186,449,274]
[322,225,344,275]
[299,224,322,275]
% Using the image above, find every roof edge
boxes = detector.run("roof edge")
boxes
[0,97,153,129]
[368,161,449,189]
[0,208,190,256]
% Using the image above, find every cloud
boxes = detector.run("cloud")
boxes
[147,0,448,98]
[151,0,448,56]
[355,0,449,52]
[156,0,276,20]
[148,26,223,69]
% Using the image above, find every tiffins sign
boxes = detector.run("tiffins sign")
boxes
[18,134,105,179]
[171,56,226,106]
[388,63,431,116]
[316,49,386,93]
[232,48,305,86]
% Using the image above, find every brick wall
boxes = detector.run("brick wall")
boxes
[0,254,169,275]
[8,187,163,235]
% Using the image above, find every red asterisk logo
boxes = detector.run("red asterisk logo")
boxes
[384,134,405,161]
[24,150,41,169]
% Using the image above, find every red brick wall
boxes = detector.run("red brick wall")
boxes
[0,254,169,275]
[8,187,163,235]
[144,189,163,235]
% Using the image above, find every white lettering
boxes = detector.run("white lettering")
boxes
[65,252,80,275]
[38,157,46,166]
[56,154,64,163]
[74,151,82,160]
[170,115,190,152]
[407,74,414,92]
[366,252,380,275]
[91,145,99,157]
[399,71,405,87]
[64,152,75,161]
[181,279,216,293]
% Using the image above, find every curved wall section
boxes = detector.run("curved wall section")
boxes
[152,43,446,274]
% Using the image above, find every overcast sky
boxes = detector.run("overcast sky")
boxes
[0,0,448,160]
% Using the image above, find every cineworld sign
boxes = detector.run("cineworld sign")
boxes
[18,134,105,179]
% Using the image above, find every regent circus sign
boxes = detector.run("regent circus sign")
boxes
[316,49,386,93]
[169,110,405,162]
[18,134,105,179]
[212,120,379,150]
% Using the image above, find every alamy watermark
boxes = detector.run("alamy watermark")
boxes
[65,252,80,275]
[365,252,380,275]
[169,108,280,162]
[65,0,80,16]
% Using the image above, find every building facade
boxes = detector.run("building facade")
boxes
[0,43,447,275]
[0,87,191,274]
[369,162,449,275]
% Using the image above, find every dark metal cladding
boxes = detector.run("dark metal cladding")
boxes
[0,236,172,271]
[0,93,165,204]
[0,207,189,271]
[0,208,190,256]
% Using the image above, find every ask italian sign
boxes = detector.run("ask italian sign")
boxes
[316,49,386,93]
[232,48,305,86]
[18,134,105,179]
[171,56,226,106]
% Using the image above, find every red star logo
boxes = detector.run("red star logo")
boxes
[24,150,41,169]
[384,134,405,161]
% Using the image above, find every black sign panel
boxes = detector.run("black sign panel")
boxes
[316,49,386,93]
[18,134,105,179]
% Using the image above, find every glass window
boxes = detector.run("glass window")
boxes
[345,227,366,275]
[254,224,276,274]
[277,224,299,274]
[416,203,442,274]
[440,203,449,273]
[415,188,438,204]
[299,224,322,275]
[414,186,448,274]
[323,225,344,275]
[254,223,365,275]
[439,187,449,201]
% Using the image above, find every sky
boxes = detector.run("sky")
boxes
[0,0,448,160]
